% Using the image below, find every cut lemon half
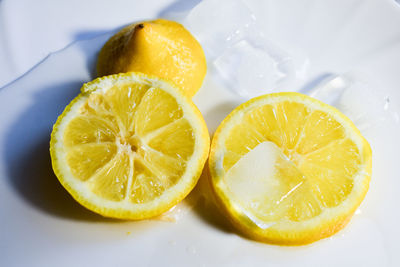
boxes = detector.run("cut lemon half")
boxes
[209,92,372,245]
[50,72,209,219]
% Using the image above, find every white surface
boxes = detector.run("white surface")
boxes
[213,39,293,97]
[0,0,184,88]
[1,0,400,266]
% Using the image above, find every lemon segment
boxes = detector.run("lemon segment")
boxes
[147,118,195,160]
[209,92,372,245]
[50,72,209,219]
[134,87,183,137]
[63,116,117,146]
[88,151,131,201]
[66,143,117,181]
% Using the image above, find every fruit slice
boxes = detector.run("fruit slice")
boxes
[97,19,207,98]
[50,72,209,219]
[209,92,372,245]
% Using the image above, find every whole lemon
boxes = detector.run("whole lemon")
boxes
[97,19,207,98]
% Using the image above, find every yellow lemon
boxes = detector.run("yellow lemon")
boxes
[50,72,210,219]
[97,19,207,98]
[208,92,372,245]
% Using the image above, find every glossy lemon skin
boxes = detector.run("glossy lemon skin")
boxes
[97,19,207,98]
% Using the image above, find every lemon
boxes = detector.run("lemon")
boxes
[208,92,372,245]
[97,19,207,98]
[50,72,210,219]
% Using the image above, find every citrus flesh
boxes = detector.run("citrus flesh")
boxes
[97,19,207,98]
[50,72,209,219]
[209,92,372,245]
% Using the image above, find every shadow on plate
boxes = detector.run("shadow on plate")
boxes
[187,165,234,234]
[203,101,241,135]
[4,80,118,222]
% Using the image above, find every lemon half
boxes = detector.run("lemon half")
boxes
[50,72,209,219]
[209,92,372,245]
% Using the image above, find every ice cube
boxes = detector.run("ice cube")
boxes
[225,141,305,227]
[213,39,294,98]
[307,74,351,105]
[183,0,257,58]
[337,79,398,130]
[182,0,300,98]
[308,74,399,132]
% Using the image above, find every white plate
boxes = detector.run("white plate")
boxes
[1,0,400,266]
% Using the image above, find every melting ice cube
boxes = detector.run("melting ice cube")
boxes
[225,141,305,227]
[184,0,257,58]
[182,0,302,98]
[213,39,294,98]
[308,74,399,132]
